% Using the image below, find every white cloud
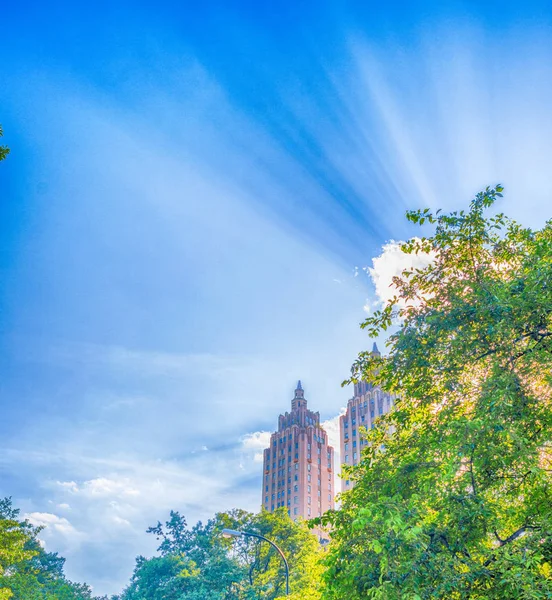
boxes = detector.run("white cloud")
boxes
[112,515,131,527]
[366,238,435,309]
[241,431,271,450]
[57,481,79,493]
[241,431,272,463]
[83,477,140,497]
[321,413,343,452]
[322,409,347,491]
[25,512,80,541]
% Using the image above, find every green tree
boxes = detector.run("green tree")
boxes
[0,125,9,162]
[0,499,37,600]
[0,498,103,600]
[320,187,552,599]
[121,508,324,600]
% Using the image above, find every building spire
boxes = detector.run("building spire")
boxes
[292,379,305,409]
[372,342,380,355]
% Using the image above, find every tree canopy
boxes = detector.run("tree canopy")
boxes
[319,186,552,599]
[0,125,9,162]
[119,508,323,600]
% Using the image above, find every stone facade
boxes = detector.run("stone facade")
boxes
[339,343,395,492]
[261,381,335,520]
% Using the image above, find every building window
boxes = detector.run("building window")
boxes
[353,452,357,460]
[308,497,311,504]
[307,474,311,482]
[345,454,349,463]
[294,508,298,515]
[294,496,298,504]
[294,485,298,492]
[307,485,311,493]
[344,443,348,451]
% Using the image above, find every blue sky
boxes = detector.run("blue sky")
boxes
[2,0,552,595]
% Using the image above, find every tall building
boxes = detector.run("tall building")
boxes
[339,343,395,492]
[262,381,335,520]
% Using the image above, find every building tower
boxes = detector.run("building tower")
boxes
[339,343,395,492]
[262,381,335,520]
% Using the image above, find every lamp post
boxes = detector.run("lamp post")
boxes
[222,528,290,596]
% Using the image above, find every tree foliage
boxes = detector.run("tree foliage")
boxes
[320,186,552,599]
[119,508,324,600]
[0,498,104,600]
[0,125,9,162]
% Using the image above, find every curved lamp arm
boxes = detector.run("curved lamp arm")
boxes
[222,528,290,596]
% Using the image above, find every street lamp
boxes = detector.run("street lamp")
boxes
[222,528,290,596]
